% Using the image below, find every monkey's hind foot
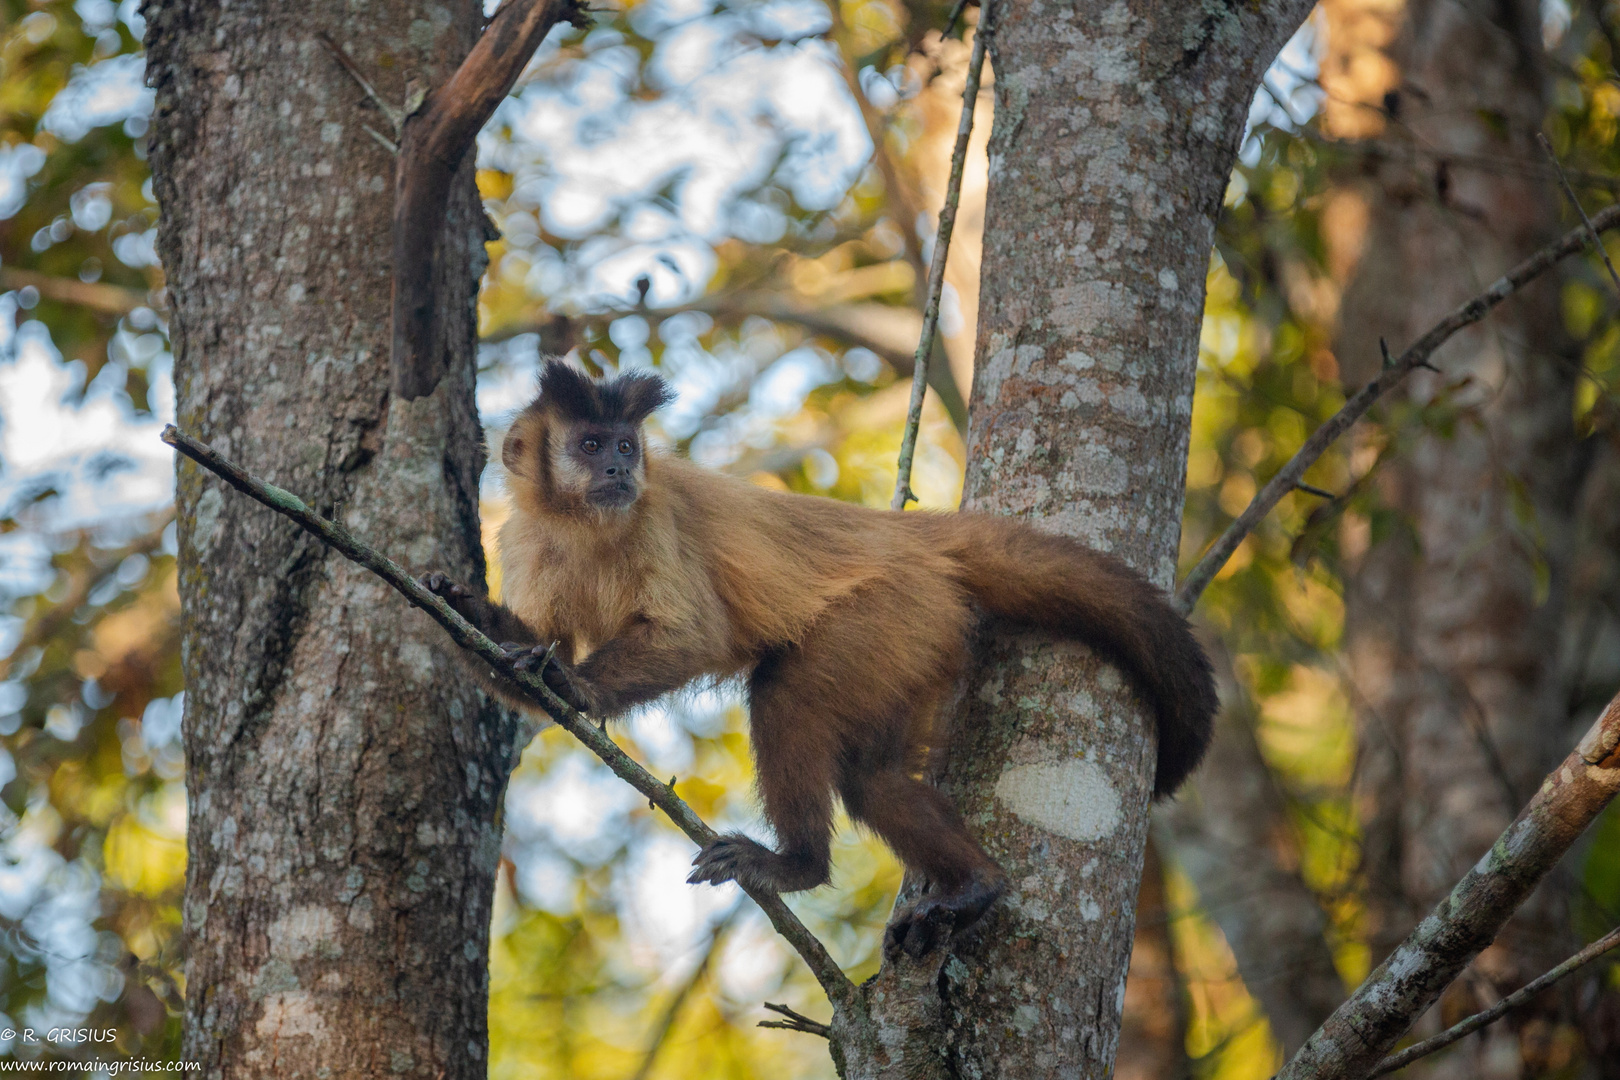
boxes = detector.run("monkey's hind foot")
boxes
[883,871,1006,962]
[687,834,829,893]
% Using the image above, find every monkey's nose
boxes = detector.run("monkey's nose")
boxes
[604,466,619,476]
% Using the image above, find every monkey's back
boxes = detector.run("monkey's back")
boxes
[649,456,971,660]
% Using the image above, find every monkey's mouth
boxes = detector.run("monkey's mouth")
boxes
[588,483,637,508]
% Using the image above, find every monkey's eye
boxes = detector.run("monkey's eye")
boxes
[617,439,634,455]
[581,438,601,454]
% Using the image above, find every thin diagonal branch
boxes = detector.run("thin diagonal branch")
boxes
[1369,924,1620,1077]
[159,424,856,1009]
[631,907,740,1080]
[891,6,990,510]
[1538,131,1620,299]
[392,0,589,400]
[1175,202,1620,613]
[1275,692,1620,1080]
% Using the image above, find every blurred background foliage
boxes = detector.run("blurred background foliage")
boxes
[2,0,1619,1076]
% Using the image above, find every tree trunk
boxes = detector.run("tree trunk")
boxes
[145,2,516,1075]
[1158,651,1344,1057]
[1325,0,1591,1074]
[836,3,1316,1076]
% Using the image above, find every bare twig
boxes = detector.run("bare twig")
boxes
[1175,202,1620,613]
[316,33,404,134]
[391,0,590,400]
[1538,131,1620,300]
[759,1001,832,1038]
[159,424,856,1009]
[1274,692,1620,1080]
[890,6,990,510]
[1368,924,1620,1077]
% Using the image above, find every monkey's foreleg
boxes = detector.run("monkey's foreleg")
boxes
[418,572,534,643]
[417,572,590,714]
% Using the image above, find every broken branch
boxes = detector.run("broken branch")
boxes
[759,1001,832,1038]
[159,424,855,1009]
[1175,202,1620,614]
[391,0,589,400]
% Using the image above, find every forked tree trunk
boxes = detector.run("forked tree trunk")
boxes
[145,1,516,1075]
[837,3,1317,1076]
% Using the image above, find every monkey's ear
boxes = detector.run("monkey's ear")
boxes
[537,359,600,422]
[615,372,676,425]
[501,429,529,476]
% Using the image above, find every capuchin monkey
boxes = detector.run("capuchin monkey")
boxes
[421,360,1216,959]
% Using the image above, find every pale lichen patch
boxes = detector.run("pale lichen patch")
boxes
[268,905,340,961]
[993,759,1122,842]
[256,991,328,1039]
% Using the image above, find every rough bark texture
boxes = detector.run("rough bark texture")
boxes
[837,2,1317,1076]
[1325,1,1592,1073]
[144,2,515,1075]
[1158,655,1343,1057]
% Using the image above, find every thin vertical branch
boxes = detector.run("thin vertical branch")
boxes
[891,7,991,509]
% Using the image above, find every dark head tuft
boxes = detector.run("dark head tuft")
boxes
[537,359,674,425]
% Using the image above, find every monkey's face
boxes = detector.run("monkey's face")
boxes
[557,420,645,510]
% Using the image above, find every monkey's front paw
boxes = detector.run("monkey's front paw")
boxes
[882,873,1006,962]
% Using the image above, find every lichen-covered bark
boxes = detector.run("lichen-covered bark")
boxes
[1325,2,1591,1072]
[837,2,1317,1076]
[144,1,516,1075]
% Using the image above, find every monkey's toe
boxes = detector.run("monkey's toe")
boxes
[882,872,1007,963]
[687,834,766,886]
[419,571,471,601]
[507,643,549,670]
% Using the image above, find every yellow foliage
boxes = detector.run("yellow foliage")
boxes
[104,812,187,898]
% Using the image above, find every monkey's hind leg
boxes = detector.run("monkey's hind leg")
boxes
[841,769,1007,961]
[687,649,837,894]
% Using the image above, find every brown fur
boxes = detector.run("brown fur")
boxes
[424,361,1216,956]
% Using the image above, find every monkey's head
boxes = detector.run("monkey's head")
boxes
[503,360,675,515]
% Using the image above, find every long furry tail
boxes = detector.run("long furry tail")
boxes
[934,514,1216,797]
